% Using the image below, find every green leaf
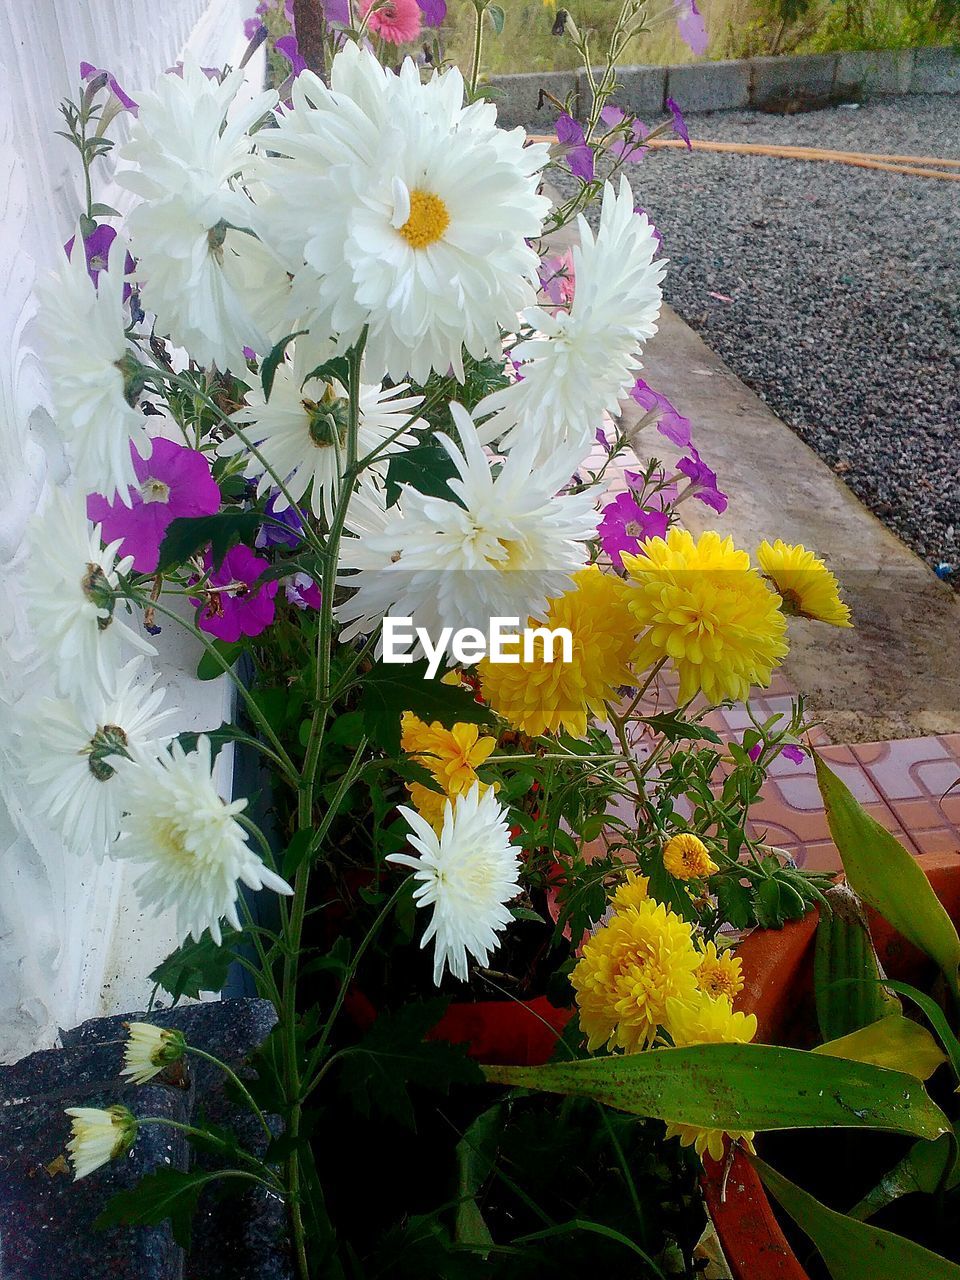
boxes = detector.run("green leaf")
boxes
[175,722,239,755]
[814,1015,947,1081]
[96,1167,221,1248]
[282,826,318,879]
[358,660,493,754]
[713,875,756,930]
[196,642,244,681]
[338,1000,483,1129]
[752,1153,960,1279]
[157,510,259,573]
[149,929,239,1001]
[487,3,505,32]
[814,752,960,995]
[384,441,458,506]
[639,712,721,744]
[454,1105,501,1251]
[300,354,351,390]
[814,882,902,1041]
[90,202,120,217]
[848,1127,960,1221]
[482,1043,949,1142]
[877,978,960,1082]
[260,329,306,401]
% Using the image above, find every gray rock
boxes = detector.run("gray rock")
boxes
[581,63,665,119]
[834,48,915,96]
[485,70,577,130]
[911,45,960,94]
[750,52,838,107]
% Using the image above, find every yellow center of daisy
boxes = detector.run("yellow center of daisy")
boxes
[398,190,450,250]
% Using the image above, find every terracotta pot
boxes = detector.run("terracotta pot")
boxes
[702,851,960,1280]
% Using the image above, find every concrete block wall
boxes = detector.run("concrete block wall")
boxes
[490,45,960,129]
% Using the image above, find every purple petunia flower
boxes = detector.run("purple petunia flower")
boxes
[598,491,669,568]
[322,0,351,24]
[556,114,594,183]
[80,61,138,114]
[87,438,221,574]
[275,33,307,76]
[666,96,691,150]
[192,544,279,642]
[256,494,305,549]
[63,224,130,291]
[599,104,648,164]
[631,379,692,450]
[675,0,708,57]
[748,742,806,766]
[285,572,323,610]
[677,446,727,513]
[417,0,447,25]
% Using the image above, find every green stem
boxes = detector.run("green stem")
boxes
[137,1118,283,1191]
[468,0,486,97]
[184,1045,275,1143]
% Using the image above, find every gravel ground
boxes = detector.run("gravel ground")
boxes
[553,95,960,572]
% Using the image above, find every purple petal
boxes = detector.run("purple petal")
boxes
[675,0,709,56]
[598,491,669,569]
[666,96,691,149]
[631,379,692,449]
[417,0,447,25]
[600,104,625,128]
[275,34,307,77]
[556,113,585,147]
[80,61,138,113]
[568,144,595,183]
[677,446,727,513]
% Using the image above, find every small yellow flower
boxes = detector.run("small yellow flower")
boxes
[756,539,852,627]
[663,993,758,1161]
[121,1022,187,1085]
[400,713,497,831]
[571,899,701,1052]
[623,529,788,704]
[663,833,719,880]
[478,567,638,739]
[65,1105,138,1180]
[610,870,649,913]
[696,940,744,1002]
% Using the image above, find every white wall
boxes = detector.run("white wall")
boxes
[0,0,258,1060]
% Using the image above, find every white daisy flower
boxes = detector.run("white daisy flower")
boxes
[121,1022,186,1085]
[115,736,292,945]
[255,43,550,383]
[388,783,522,984]
[65,1106,138,1181]
[36,231,149,504]
[119,55,279,371]
[22,490,155,711]
[17,659,177,857]
[219,346,424,520]
[336,402,599,649]
[477,177,666,458]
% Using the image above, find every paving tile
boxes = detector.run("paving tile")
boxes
[851,735,951,800]
[911,827,960,855]
[891,798,952,832]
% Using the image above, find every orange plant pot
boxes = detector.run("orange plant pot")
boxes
[701,851,960,1280]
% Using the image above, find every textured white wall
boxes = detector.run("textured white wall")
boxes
[0,0,260,1060]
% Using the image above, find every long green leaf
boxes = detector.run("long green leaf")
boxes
[814,753,960,995]
[813,1015,946,1081]
[881,978,960,1081]
[753,1153,960,1279]
[848,1129,960,1222]
[483,1043,949,1141]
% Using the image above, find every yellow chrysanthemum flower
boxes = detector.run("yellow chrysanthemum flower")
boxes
[622,530,788,704]
[696,940,744,1003]
[400,713,497,830]
[610,870,650,913]
[478,567,638,739]
[571,899,701,1052]
[663,993,758,1161]
[663,832,719,880]
[756,539,852,628]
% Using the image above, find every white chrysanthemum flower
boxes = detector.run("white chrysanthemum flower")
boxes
[255,44,550,382]
[23,491,155,711]
[115,736,292,945]
[477,177,666,457]
[65,1106,138,1181]
[121,1022,186,1085]
[336,403,599,648]
[18,659,177,857]
[219,347,424,520]
[388,783,522,984]
[36,232,149,503]
[119,56,279,370]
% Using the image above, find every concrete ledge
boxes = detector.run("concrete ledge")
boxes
[666,59,750,112]
[577,64,665,118]
[911,45,960,94]
[487,70,577,128]
[750,52,838,106]
[835,47,915,95]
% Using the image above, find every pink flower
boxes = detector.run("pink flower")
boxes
[598,492,669,568]
[538,249,575,308]
[285,572,322,610]
[87,438,221,574]
[359,0,422,43]
[192,544,278,642]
